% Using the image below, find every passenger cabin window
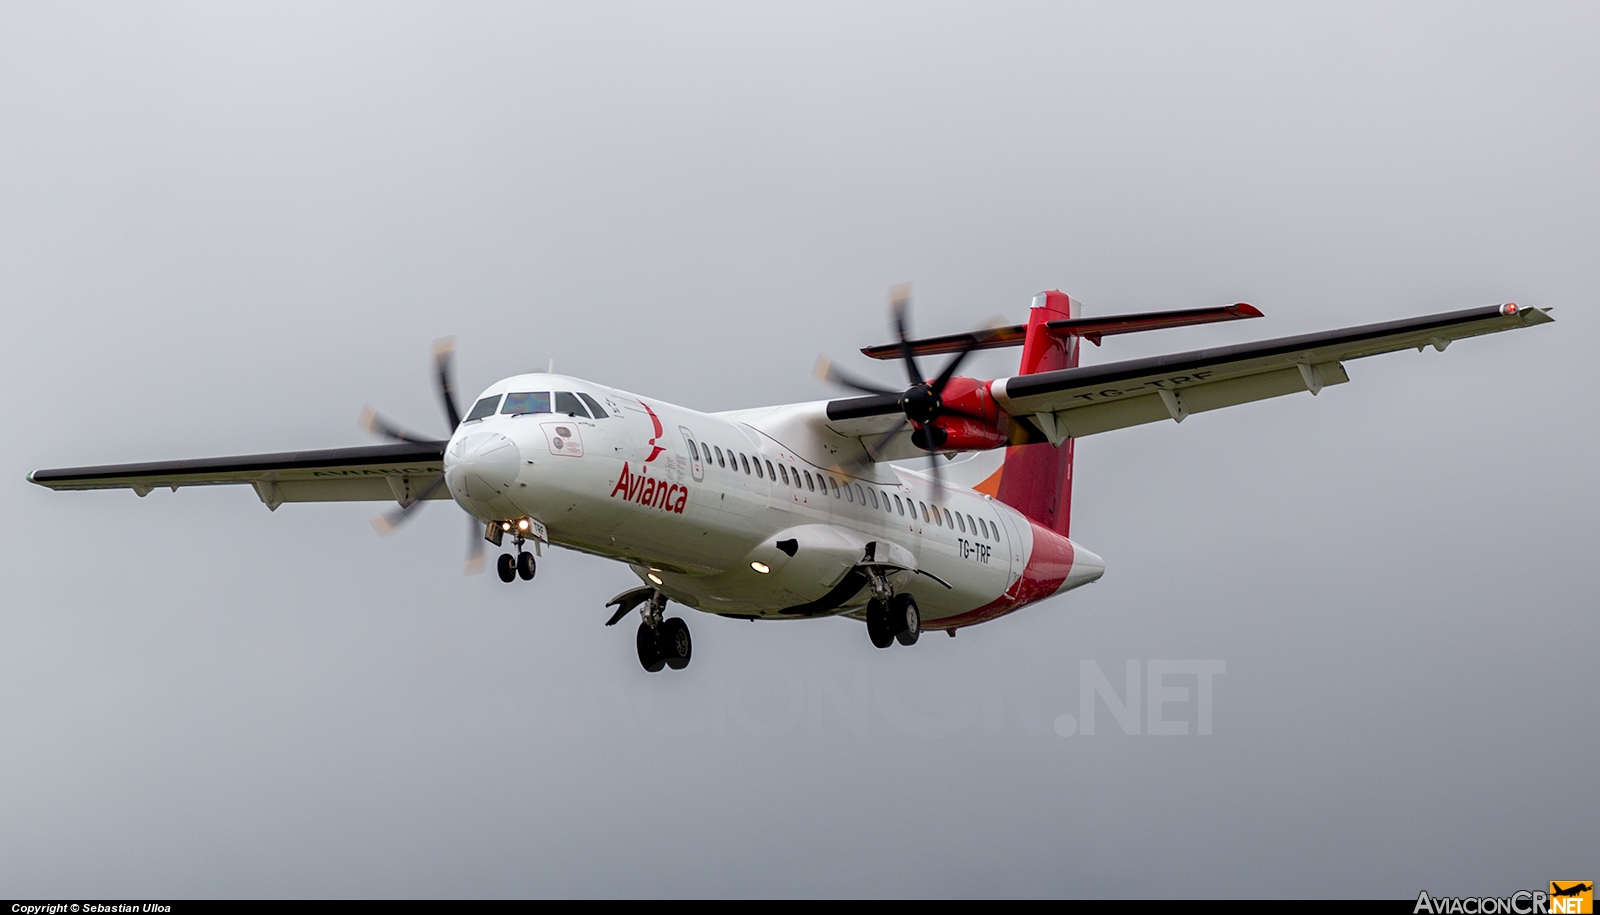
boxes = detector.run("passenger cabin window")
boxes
[790,466,801,488]
[740,454,751,475]
[943,508,954,528]
[868,488,879,509]
[754,459,764,479]
[919,502,929,523]
[894,495,904,516]
[577,392,608,418]
[501,392,551,415]
[956,513,966,533]
[555,391,589,417]
[880,490,891,512]
[765,460,776,480]
[465,395,502,422]
[831,479,840,498]
[845,484,854,503]
[804,471,815,491]
[855,484,866,505]
[779,464,789,486]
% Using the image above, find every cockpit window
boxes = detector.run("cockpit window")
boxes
[554,391,590,417]
[465,395,502,422]
[501,392,552,415]
[577,392,608,418]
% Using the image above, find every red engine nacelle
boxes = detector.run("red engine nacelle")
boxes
[909,376,1012,452]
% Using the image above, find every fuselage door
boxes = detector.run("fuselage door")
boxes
[679,427,704,482]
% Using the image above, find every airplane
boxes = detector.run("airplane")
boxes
[27,288,1553,672]
[1551,883,1593,898]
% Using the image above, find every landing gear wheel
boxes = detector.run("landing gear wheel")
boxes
[516,551,536,580]
[660,617,692,670]
[866,599,894,649]
[496,553,517,583]
[636,621,666,673]
[891,593,920,646]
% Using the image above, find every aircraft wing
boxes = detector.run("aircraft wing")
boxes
[27,441,448,510]
[989,303,1552,442]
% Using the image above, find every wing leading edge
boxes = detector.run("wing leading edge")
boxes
[28,441,448,511]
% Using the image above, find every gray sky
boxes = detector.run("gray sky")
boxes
[2,1,1594,898]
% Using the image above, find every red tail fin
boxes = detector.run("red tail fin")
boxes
[993,291,1079,537]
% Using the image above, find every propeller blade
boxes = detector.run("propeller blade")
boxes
[868,416,910,458]
[433,336,462,429]
[813,356,898,396]
[926,452,945,503]
[928,321,1009,395]
[890,284,925,387]
[359,405,435,444]
[463,513,485,575]
[368,473,449,536]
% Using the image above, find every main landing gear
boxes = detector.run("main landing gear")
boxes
[866,593,920,648]
[861,565,919,649]
[633,590,692,673]
[495,534,537,583]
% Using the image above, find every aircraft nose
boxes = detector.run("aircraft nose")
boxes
[445,431,522,501]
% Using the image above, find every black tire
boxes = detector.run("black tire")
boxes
[866,599,894,649]
[517,551,536,581]
[636,621,665,673]
[892,593,920,646]
[496,553,517,583]
[661,617,692,670]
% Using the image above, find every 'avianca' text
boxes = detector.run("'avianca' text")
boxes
[609,462,689,514]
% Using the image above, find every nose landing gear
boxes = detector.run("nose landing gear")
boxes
[495,532,537,583]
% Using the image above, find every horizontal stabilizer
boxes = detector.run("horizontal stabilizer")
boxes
[860,304,1261,360]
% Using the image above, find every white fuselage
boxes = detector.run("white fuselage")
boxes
[442,373,1103,626]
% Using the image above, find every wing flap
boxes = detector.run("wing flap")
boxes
[1042,362,1350,441]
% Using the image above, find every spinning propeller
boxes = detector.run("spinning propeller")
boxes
[816,285,1003,496]
[360,337,485,574]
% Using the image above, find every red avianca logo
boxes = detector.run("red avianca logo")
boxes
[642,402,666,463]
[609,462,688,514]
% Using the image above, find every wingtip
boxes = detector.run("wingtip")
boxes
[1232,303,1265,318]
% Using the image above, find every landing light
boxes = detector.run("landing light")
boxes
[750,561,770,574]
[501,522,512,532]
[647,572,664,585]
[517,518,530,531]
